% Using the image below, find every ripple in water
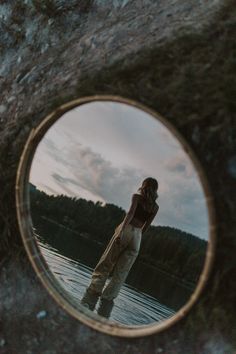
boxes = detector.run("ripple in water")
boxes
[37,236,175,325]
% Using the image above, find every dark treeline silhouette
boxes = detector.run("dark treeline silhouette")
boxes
[30,184,126,244]
[30,184,207,286]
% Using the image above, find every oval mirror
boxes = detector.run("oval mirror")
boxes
[16,96,215,337]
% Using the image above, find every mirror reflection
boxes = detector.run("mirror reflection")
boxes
[29,100,209,326]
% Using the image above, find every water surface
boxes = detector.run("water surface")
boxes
[37,236,176,325]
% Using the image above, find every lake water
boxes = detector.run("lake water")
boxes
[36,235,176,326]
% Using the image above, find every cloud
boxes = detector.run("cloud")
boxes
[51,143,147,209]
[157,174,208,238]
[48,141,208,239]
[30,101,209,239]
[164,154,194,178]
[42,136,71,166]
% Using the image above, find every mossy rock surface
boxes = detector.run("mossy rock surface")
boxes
[0,0,236,353]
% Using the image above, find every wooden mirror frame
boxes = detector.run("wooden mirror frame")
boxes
[15,95,216,338]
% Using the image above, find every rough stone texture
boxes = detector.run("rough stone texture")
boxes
[0,0,236,353]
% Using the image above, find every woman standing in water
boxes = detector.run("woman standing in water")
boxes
[81,177,159,318]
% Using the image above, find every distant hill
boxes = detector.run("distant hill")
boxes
[30,185,207,284]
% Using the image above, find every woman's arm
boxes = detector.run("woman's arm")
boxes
[115,194,140,244]
[120,194,140,232]
[141,205,159,235]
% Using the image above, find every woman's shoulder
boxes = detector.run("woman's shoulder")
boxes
[132,193,143,204]
[132,193,143,199]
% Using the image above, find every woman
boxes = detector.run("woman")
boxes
[81,177,159,318]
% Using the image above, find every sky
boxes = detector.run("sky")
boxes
[29,101,209,240]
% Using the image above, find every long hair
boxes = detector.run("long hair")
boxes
[137,177,158,213]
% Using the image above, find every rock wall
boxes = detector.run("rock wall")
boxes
[0,0,236,353]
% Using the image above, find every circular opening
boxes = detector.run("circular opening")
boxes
[16,95,216,337]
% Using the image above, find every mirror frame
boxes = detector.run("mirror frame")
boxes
[15,95,216,337]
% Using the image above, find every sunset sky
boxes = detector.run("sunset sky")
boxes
[29,101,209,240]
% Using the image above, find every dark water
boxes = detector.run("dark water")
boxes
[36,235,176,325]
[33,217,195,310]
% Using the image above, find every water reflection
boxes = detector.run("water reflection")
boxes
[36,232,175,325]
[28,100,209,327]
[32,215,206,314]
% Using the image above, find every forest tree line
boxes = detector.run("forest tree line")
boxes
[30,184,207,284]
